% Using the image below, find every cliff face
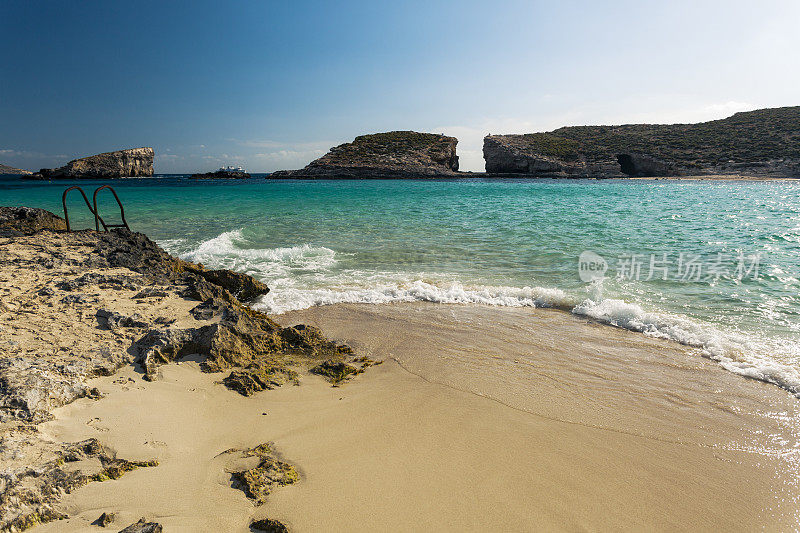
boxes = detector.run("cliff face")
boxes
[0,164,32,175]
[484,107,800,177]
[33,148,154,179]
[273,131,459,178]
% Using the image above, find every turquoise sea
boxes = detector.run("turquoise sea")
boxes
[3,176,799,395]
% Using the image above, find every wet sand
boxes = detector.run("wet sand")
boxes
[36,302,799,532]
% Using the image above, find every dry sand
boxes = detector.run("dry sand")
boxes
[32,302,799,532]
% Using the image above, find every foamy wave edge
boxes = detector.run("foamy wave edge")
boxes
[162,231,800,398]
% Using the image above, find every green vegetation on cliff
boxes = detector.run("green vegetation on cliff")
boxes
[519,106,800,167]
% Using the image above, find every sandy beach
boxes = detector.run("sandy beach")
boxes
[30,302,799,532]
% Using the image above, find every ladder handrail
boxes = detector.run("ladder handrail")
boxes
[92,185,130,232]
[62,186,106,232]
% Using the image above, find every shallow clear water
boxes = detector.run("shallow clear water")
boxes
[3,176,799,394]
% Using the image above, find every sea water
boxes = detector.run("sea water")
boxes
[3,176,799,395]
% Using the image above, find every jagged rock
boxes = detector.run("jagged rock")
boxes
[189,298,226,320]
[57,272,142,292]
[95,512,116,527]
[31,148,154,179]
[483,106,800,178]
[0,207,67,237]
[135,304,351,384]
[273,131,459,178]
[310,356,382,387]
[96,308,148,330]
[0,438,156,531]
[118,518,162,533]
[250,518,290,532]
[223,366,300,396]
[225,444,299,505]
[196,269,269,302]
[0,357,109,422]
[132,287,169,299]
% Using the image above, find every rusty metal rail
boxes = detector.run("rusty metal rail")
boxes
[62,185,130,232]
[92,185,130,231]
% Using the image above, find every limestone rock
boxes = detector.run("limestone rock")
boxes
[95,512,116,527]
[32,148,154,179]
[273,131,459,178]
[95,308,148,330]
[250,518,290,532]
[118,518,162,533]
[0,207,67,237]
[0,438,155,531]
[225,444,299,506]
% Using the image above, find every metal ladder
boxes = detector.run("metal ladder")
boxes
[62,185,130,232]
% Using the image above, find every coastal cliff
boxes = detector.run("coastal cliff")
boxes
[0,164,31,175]
[32,147,154,179]
[484,107,800,177]
[272,131,459,178]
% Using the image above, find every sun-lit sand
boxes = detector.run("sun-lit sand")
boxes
[33,302,799,532]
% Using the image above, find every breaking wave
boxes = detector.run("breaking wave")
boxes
[160,230,800,398]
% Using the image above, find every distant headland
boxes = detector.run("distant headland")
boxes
[3,106,799,179]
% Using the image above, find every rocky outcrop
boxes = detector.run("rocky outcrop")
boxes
[118,518,163,533]
[31,148,154,179]
[484,106,800,178]
[0,213,377,530]
[272,131,459,178]
[0,165,31,175]
[0,438,156,531]
[0,207,67,236]
[190,170,251,179]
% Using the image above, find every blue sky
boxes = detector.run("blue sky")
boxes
[2,0,799,173]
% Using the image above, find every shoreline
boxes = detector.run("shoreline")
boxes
[1,219,797,531]
[32,301,799,531]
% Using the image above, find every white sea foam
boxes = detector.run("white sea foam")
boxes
[253,281,573,315]
[172,230,800,398]
[172,229,337,278]
[573,297,800,396]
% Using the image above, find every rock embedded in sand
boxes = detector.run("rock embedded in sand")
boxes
[310,356,382,386]
[0,438,156,531]
[96,308,148,330]
[118,517,163,533]
[250,518,290,533]
[31,148,154,179]
[225,444,299,506]
[95,511,116,527]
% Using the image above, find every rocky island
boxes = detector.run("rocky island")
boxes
[190,169,251,179]
[30,148,154,179]
[272,131,459,178]
[484,106,800,178]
